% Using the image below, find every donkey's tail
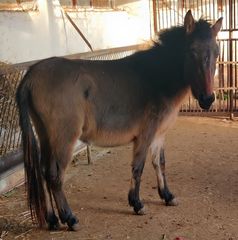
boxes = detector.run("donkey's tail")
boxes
[16,70,46,227]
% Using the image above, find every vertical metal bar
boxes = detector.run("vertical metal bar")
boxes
[173,0,176,26]
[161,0,164,29]
[228,0,234,119]
[200,0,203,16]
[197,0,199,20]
[235,0,238,112]
[207,0,209,18]
[226,0,229,30]
[181,0,184,23]
[235,40,237,111]
[221,40,225,111]
[157,0,161,30]
[212,0,215,20]
[166,0,169,28]
[169,0,172,27]
[192,0,194,18]
[152,0,158,33]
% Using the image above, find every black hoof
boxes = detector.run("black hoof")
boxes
[166,197,178,206]
[135,206,147,215]
[48,221,60,231]
[158,188,176,205]
[47,214,60,231]
[133,201,144,214]
[128,189,144,214]
[67,216,80,231]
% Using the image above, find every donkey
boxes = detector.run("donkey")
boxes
[16,10,222,231]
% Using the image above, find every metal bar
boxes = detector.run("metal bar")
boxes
[228,0,234,119]
[152,0,158,34]
[0,45,142,75]
[0,150,22,174]
[64,10,93,52]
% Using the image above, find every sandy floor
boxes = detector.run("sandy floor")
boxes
[0,116,238,240]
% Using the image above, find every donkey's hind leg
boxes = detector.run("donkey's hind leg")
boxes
[32,115,60,230]
[151,137,177,206]
[43,182,59,230]
[46,138,79,231]
[41,149,59,230]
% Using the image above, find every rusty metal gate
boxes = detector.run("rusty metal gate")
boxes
[153,0,238,117]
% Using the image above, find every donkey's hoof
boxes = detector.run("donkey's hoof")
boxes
[68,222,80,231]
[47,215,60,231]
[67,217,80,231]
[48,221,60,231]
[166,197,178,206]
[133,201,146,215]
[137,206,147,215]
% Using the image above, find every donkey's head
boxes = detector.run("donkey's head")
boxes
[184,10,222,110]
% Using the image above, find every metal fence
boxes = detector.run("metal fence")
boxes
[0,45,139,158]
[0,67,26,156]
[153,0,238,117]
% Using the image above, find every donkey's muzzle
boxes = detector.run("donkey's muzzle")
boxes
[198,93,215,110]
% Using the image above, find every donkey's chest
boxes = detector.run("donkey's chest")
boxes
[155,108,180,136]
[154,89,189,136]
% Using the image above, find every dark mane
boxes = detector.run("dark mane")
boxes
[156,25,186,48]
[156,18,212,47]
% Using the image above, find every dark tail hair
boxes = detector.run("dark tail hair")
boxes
[16,70,46,227]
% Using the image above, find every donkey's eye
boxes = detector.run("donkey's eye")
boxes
[190,50,198,58]
[204,55,209,64]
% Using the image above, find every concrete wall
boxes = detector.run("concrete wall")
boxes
[0,0,151,64]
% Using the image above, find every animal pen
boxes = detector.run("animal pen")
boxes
[0,0,237,192]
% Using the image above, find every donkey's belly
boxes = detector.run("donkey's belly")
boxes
[80,127,138,147]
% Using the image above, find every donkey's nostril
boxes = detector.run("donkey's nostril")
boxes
[206,93,215,103]
[198,93,215,110]
[198,94,205,102]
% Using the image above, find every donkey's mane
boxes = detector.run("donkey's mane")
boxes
[131,18,213,63]
[156,18,212,47]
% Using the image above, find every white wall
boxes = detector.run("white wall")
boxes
[0,0,151,64]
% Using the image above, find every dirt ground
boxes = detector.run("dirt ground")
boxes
[0,116,238,240]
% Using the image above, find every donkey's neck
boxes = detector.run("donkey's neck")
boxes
[132,26,189,102]
[153,26,187,86]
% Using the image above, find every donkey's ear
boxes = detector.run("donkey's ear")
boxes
[212,17,223,37]
[184,10,195,34]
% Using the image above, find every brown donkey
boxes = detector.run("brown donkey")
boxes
[16,11,222,231]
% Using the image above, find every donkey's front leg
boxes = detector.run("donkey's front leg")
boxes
[151,138,178,206]
[128,139,148,215]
